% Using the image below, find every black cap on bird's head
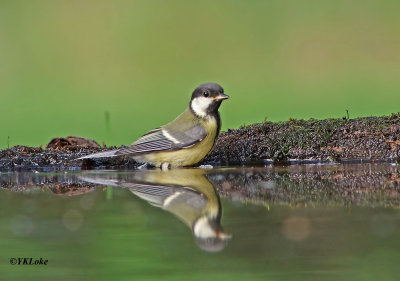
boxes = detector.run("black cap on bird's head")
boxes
[190,83,229,118]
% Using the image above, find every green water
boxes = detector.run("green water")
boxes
[1,164,400,280]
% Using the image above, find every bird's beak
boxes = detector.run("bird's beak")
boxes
[216,231,232,240]
[213,93,230,101]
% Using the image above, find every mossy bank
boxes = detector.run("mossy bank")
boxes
[204,113,400,165]
[1,114,400,171]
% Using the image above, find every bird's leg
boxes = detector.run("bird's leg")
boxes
[138,163,151,170]
[161,162,171,171]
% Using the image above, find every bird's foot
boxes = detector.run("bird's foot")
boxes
[138,163,152,170]
[198,164,214,169]
[161,162,171,171]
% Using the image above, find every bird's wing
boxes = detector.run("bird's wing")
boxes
[115,124,206,155]
[126,183,178,207]
[79,174,206,209]
[124,182,206,210]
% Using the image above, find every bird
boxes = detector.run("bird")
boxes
[79,83,229,169]
[79,168,232,252]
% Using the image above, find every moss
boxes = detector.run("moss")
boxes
[205,113,400,165]
[1,113,400,170]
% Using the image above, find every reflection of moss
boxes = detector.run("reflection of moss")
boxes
[205,113,400,165]
[209,164,400,208]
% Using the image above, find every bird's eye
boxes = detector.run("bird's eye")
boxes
[203,91,209,97]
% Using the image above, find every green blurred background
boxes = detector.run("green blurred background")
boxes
[1,0,399,148]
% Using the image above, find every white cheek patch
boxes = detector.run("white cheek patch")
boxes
[193,217,216,239]
[191,97,213,118]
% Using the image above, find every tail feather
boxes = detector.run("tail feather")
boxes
[77,149,118,160]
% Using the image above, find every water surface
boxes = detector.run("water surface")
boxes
[1,163,400,281]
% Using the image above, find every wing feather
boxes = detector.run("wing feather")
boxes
[116,124,206,156]
[126,183,202,208]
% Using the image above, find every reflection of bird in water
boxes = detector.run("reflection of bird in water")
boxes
[80,169,231,252]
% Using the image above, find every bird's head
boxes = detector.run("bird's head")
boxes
[190,83,229,118]
[192,216,232,252]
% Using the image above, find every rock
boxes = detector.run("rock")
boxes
[46,136,101,149]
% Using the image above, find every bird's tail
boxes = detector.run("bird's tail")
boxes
[77,149,119,160]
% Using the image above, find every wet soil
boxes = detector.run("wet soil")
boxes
[0,145,140,171]
[1,114,400,171]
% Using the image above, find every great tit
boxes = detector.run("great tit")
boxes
[79,83,229,169]
[79,168,231,252]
